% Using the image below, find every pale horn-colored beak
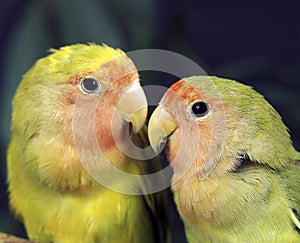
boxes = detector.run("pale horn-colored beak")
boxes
[117,82,148,135]
[148,105,178,154]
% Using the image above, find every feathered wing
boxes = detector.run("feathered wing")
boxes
[280,152,300,232]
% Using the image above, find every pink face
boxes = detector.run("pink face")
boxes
[25,54,143,191]
[59,54,139,152]
[150,79,229,182]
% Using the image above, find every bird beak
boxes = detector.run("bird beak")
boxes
[117,82,148,135]
[148,106,178,154]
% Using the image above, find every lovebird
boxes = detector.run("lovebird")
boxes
[7,43,169,243]
[148,76,300,242]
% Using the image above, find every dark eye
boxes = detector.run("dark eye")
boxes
[191,102,209,116]
[80,77,100,94]
[189,101,209,119]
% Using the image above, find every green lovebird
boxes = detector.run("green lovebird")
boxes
[7,43,169,243]
[148,76,300,242]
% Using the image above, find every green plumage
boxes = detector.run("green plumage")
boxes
[149,76,300,242]
[185,76,300,242]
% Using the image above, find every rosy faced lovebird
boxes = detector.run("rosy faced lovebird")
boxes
[148,76,300,242]
[7,44,169,243]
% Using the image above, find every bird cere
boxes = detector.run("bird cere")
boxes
[7,43,300,242]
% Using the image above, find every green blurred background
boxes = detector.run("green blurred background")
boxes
[0,0,299,242]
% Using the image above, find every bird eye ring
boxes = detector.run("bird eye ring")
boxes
[187,100,210,120]
[80,77,101,95]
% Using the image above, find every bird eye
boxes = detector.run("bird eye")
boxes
[187,101,210,120]
[80,77,101,94]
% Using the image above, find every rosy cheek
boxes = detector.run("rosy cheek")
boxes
[94,101,131,154]
[167,129,181,162]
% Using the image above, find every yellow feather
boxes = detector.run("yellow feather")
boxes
[7,43,169,242]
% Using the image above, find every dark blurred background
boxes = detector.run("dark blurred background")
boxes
[0,0,299,242]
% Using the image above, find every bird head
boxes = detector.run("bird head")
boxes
[12,44,147,191]
[149,76,293,182]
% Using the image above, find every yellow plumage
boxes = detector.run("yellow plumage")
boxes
[7,43,168,242]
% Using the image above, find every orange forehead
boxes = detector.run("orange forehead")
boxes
[167,79,205,104]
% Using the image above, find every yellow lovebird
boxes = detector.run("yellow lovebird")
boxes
[7,44,169,243]
[149,76,300,242]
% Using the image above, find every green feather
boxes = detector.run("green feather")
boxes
[151,75,300,242]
